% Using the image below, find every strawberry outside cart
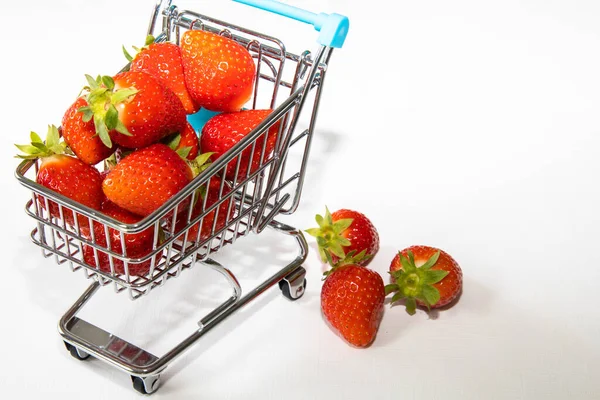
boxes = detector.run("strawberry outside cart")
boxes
[14,0,349,394]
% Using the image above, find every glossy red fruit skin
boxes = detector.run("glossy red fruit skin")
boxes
[81,201,161,277]
[111,71,187,149]
[331,209,379,266]
[36,154,105,226]
[177,122,199,160]
[321,265,385,348]
[200,109,279,182]
[390,245,463,308]
[130,42,199,115]
[180,30,256,112]
[172,176,235,243]
[102,144,193,217]
[62,97,116,165]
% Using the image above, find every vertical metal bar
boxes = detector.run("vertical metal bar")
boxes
[285,49,334,214]
[269,53,286,109]
[253,46,329,232]
[251,41,262,110]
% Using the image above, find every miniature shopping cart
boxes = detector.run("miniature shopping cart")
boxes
[14,0,348,394]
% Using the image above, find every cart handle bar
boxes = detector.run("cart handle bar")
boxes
[232,0,349,48]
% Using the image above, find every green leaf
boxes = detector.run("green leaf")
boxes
[94,114,112,148]
[315,213,324,226]
[82,112,93,123]
[105,105,119,130]
[408,250,415,266]
[421,284,441,307]
[405,298,417,315]
[112,87,138,104]
[145,35,155,46]
[391,291,405,304]
[102,75,115,90]
[58,143,70,154]
[304,228,321,237]
[187,151,213,177]
[332,218,353,233]
[122,45,133,62]
[176,146,191,159]
[422,269,449,285]
[319,247,333,267]
[193,152,214,169]
[47,125,60,148]
[77,106,94,122]
[338,237,351,246]
[85,74,98,89]
[31,142,47,151]
[165,133,182,150]
[399,253,415,273]
[105,153,118,170]
[15,144,42,155]
[420,251,440,270]
[324,206,332,217]
[30,131,43,144]
[384,284,399,295]
[329,242,346,259]
[390,269,403,280]
[114,119,132,137]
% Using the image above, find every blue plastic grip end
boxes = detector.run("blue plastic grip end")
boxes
[187,108,221,132]
[232,0,349,48]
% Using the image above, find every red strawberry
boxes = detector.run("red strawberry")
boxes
[171,175,235,243]
[321,264,385,348]
[163,122,199,161]
[306,207,380,267]
[180,30,256,112]
[15,126,105,226]
[200,109,279,182]
[386,245,463,315]
[81,201,162,277]
[128,39,199,115]
[61,97,116,165]
[102,143,193,217]
[77,72,186,149]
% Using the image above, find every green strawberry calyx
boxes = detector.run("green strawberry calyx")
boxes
[384,250,449,315]
[321,249,372,279]
[305,206,354,266]
[163,131,196,161]
[187,152,214,178]
[77,74,138,149]
[123,35,156,62]
[186,152,216,205]
[15,125,69,160]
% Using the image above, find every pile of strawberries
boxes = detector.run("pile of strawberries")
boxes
[16,30,280,278]
[306,208,464,348]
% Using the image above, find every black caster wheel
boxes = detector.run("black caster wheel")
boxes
[64,341,90,361]
[132,375,161,395]
[279,266,307,301]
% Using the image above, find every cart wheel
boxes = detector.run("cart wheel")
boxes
[279,267,307,301]
[132,375,161,395]
[64,341,90,361]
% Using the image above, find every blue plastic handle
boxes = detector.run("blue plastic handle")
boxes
[232,0,349,48]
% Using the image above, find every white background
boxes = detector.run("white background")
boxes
[1,0,599,399]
